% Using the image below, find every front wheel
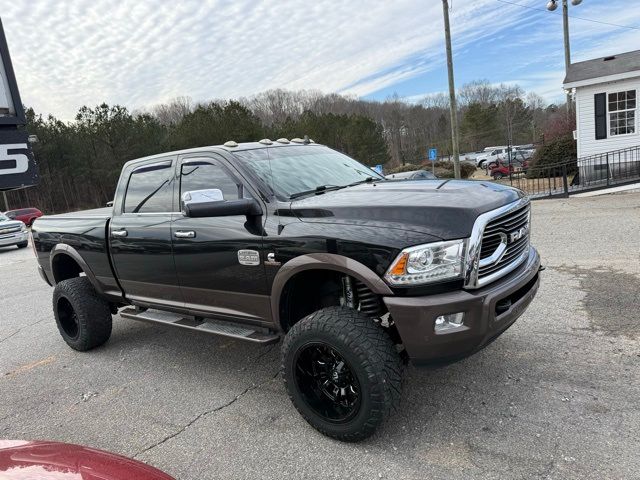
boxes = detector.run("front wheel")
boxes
[281,307,402,442]
[16,242,28,249]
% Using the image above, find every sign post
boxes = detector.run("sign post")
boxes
[0,18,38,191]
[428,148,437,175]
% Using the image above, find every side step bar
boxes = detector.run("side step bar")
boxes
[119,307,280,345]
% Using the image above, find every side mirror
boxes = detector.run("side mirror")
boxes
[106,201,114,207]
[181,189,262,218]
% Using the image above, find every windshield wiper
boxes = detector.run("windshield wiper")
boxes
[346,176,384,187]
[289,185,344,200]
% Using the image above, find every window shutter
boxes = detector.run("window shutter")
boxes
[594,93,607,140]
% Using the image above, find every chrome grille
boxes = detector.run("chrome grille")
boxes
[464,198,531,289]
[478,204,530,279]
[0,226,21,236]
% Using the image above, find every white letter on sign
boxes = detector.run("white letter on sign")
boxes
[0,144,29,175]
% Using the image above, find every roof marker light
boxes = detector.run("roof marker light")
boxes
[276,138,290,144]
[259,139,273,145]
[290,138,304,144]
[224,141,238,147]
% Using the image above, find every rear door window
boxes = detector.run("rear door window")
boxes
[123,161,175,213]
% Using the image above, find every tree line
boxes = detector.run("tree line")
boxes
[4,80,572,214]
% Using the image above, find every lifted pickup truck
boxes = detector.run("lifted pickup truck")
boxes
[32,139,541,441]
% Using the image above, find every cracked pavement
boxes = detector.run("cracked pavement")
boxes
[1,193,639,479]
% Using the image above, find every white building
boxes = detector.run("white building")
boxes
[564,50,640,183]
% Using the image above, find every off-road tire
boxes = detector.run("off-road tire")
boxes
[52,276,112,351]
[16,242,28,249]
[281,306,402,442]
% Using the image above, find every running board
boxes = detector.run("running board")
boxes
[119,307,279,344]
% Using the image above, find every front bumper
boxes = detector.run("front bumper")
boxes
[384,247,541,365]
[0,230,28,247]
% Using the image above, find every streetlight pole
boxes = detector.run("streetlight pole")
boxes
[547,0,583,108]
[442,0,461,179]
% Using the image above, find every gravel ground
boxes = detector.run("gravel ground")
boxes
[1,193,639,479]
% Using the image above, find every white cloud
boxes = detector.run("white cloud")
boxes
[1,0,635,119]
[0,0,531,119]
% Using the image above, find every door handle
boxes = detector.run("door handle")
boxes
[111,229,128,238]
[174,230,196,239]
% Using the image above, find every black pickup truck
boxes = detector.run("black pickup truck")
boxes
[32,139,541,441]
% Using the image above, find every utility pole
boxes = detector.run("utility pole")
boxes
[547,0,583,110]
[442,0,461,179]
[562,0,572,109]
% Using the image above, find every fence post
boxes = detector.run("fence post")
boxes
[562,164,569,197]
[606,153,610,186]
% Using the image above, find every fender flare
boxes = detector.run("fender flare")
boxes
[270,253,393,328]
[49,244,101,293]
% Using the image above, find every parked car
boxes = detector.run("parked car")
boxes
[486,151,531,170]
[32,140,541,442]
[0,212,28,249]
[386,169,437,180]
[490,158,529,179]
[0,440,174,479]
[5,207,43,226]
[475,146,515,168]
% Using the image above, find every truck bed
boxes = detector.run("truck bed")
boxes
[32,208,122,301]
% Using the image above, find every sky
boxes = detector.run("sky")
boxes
[0,0,639,119]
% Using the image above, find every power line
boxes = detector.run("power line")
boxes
[495,0,640,31]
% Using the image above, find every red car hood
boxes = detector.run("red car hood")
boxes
[0,440,174,480]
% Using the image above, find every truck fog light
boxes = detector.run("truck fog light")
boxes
[434,312,465,333]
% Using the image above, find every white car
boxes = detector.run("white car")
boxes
[475,147,516,169]
[0,213,28,249]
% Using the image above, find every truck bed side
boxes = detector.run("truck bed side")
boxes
[32,209,124,302]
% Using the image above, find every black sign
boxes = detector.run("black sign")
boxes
[0,17,38,190]
[0,129,37,190]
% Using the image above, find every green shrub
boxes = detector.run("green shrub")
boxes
[433,160,476,179]
[386,163,422,174]
[527,135,577,178]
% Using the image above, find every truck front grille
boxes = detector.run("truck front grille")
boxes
[464,198,531,289]
[478,203,530,281]
[0,226,21,236]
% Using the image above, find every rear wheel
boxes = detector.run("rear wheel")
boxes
[493,173,504,180]
[16,242,27,249]
[52,277,112,351]
[281,306,402,442]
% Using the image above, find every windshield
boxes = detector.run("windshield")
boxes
[232,145,384,200]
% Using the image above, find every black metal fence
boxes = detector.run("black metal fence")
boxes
[504,145,640,199]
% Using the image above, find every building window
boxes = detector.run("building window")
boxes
[608,90,636,136]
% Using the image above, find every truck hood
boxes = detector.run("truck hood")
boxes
[288,179,524,240]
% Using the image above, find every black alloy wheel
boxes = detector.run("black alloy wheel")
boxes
[294,342,361,423]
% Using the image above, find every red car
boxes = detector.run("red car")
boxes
[490,160,528,180]
[4,207,43,226]
[0,440,175,479]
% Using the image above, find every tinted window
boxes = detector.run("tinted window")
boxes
[124,162,174,213]
[180,161,244,200]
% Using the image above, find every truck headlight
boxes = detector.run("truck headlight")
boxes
[20,223,27,232]
[384,239,467,286]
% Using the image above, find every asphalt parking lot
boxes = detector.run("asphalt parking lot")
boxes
[1,193,639,480]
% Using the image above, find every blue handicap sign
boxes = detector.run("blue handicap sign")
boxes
[428,148,438,161]
[373,164,383,174]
